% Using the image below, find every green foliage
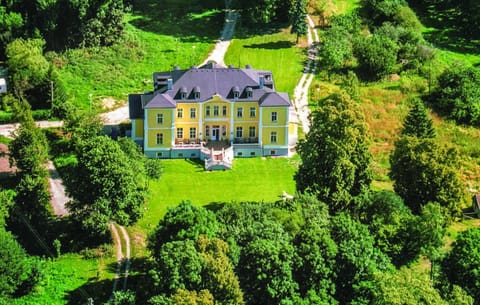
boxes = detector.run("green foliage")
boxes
[331,213,392,304]
[0,227,42,299]
[401,98,435,138]
[66,136,145,236]
[149,236,243,305]
[412,202,447,279]
[232,0,290,24]
[238,237,298,304]
[295,92,373,213]
[432,64,480,126]
[0,190,14,228]
[196,236,244,305]
[319,23,354,71]
[361,190,416,265]
[294,222,337,303]
[107,290,136,305]
[370,267,448,305]
[148,202,218,258]
[389,136,465,218]
[354,32,399,79]
[151,239,205,293]
[361,0,407,26]
[442,228,480,303]
[289,0,308,43]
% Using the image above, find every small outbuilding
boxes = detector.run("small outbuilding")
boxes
[0,78,6,93]
[473,194,480,218]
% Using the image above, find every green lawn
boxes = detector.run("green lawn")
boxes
[224,27,305,96]
[55,0,223,111]
[12,253,115,305]
[138,157,298,230]
[332,0,361,14]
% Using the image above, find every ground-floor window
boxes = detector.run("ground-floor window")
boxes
[222,125,227,136]
[205,125,210,136]
[270,150,276,155]
[249,126,256,138]
[236,126,243,138]
[189,127,196,139]
[156,152,163,157]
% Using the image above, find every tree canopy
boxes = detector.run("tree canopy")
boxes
[431,64,480,126]
[442,228,480,303]
[389,136,464,218]
[401,98,435,138]
[66,136,145,236]
[295,92,372,213]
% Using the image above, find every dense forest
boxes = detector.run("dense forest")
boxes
[1,0,480,304]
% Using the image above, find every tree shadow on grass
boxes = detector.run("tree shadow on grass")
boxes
[410,3,480,55]
[244,41,293,49]
[66,258,153,304]
[128,0,224,43]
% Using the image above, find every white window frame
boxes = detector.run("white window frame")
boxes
[249,107,256,117]
[176,128,183,138]
[236,126,243,138]
[156,113,163,124]
[189,127,196,139]
[237,107,243,118]
[270,131,277,143]
[271,111,277,122]
[156,133,163,144]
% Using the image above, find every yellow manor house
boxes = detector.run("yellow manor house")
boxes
[129,63,297,169]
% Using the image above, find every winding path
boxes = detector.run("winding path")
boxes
[109,222,131,298]
[292,15,319,134]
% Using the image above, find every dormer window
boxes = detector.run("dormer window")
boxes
[233,86,240,99]
[180,86,187,100]
[246,87,253,98]
[193,86,200,100]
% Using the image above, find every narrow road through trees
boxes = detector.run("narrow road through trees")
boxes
[109,222,131,298]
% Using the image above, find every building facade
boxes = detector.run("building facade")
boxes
[129,63,297,160]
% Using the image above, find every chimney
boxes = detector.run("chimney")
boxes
[259,76,264,89]
[167,78,173,90]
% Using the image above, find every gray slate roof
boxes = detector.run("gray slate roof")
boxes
[129,64,292,117]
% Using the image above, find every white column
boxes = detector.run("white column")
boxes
[144,110,148,151]
[230,101,234,141]
[285,107,289,145]
[199,103,203,140]
[171,109,175,146]
[259,106,263,144]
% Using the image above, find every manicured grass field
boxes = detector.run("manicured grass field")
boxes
[55,0,223,110]
[138,157,298,230]
[224,27,305,95]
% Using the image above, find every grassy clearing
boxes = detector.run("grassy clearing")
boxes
[55,0,223,111]
[224,27,305,95]
[137,157,298,231]
[12,253,115,305]
[332,0,361,14]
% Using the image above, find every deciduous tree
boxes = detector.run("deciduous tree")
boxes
[66,136,145,236]
[442,228,480,302]
[389,136,464,218]
[289,0,308,44]
[295,92,372,213]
